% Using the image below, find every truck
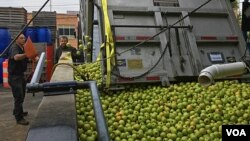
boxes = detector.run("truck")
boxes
[78,0,249,89]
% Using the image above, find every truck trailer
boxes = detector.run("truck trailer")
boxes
[79,0,248,89]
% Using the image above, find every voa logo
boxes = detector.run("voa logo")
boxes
[226,129,246,136]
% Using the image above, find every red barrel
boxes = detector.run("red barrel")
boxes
[46,44,54,81]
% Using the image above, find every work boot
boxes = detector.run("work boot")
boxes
[23,112,28,116]
[16,118,29,125]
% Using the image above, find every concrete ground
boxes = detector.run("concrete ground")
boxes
[0,85,43,141]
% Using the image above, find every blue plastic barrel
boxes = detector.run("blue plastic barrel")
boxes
[0,27,11,54]
[24,27,38,42]
[0,58,4,83]
[37,27,52,43]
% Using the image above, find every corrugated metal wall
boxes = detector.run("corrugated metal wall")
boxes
[0,7,27,37]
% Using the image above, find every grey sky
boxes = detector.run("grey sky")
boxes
[0,0,79,13]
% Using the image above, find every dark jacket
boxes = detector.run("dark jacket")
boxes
[55,45,78,64]
[8,44,28,76]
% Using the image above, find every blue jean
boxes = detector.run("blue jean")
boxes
[8,75,26,121]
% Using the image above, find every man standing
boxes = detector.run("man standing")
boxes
[8,34,29,125]
[55,36,78,64]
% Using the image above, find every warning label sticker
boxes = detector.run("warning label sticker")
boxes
[127,59,143,69]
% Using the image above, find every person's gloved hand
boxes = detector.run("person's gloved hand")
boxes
[34,56,39,62]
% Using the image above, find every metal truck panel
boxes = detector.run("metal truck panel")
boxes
[108,0,154,7]
[190,15,233,36]
[115,43,164,74]
[179,0,225,9]
[80,0,246,87]
[197,43,242,67]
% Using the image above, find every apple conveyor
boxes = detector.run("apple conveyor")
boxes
[25,52,110,141]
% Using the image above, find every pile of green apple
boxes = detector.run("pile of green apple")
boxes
[76,89,97,141]
[74,61,102,86]
[77,39,91,60]
[77,40,84,56]
[81,36,92,62]
[75,67,250,141]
